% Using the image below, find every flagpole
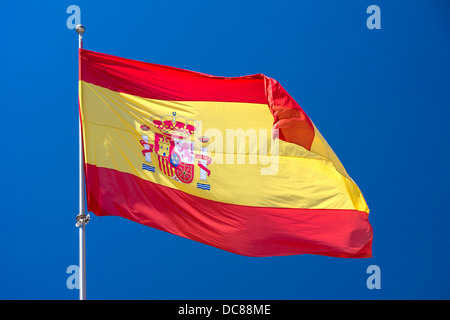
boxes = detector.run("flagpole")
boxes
[75,24,89,301]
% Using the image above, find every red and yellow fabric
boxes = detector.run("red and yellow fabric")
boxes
[79,49,373,258]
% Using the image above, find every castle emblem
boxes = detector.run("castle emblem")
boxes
[138,112,213,190]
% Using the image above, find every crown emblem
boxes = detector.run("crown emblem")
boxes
[149,112,199,140]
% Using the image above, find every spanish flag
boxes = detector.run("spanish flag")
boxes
[79,49,373,258]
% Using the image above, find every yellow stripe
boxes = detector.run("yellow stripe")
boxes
[80,81,369,212]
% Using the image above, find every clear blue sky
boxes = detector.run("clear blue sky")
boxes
[1,0,449,299]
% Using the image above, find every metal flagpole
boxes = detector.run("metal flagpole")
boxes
[75,24,89,301]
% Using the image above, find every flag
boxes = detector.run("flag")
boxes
[79,49,373,258]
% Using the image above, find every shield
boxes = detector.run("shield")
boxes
[170,152,181,167]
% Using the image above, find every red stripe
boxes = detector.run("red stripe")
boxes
[166,158,171,175]
[158,155,163,171]
[265,77,315,151]
[85,164,373,258]
[79,49,316,151]
[162,158,167,175]
[166,158,172,176]
[79,49,267,104]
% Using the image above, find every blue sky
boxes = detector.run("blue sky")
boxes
[1,0,449,299]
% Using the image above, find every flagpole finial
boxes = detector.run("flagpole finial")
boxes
[76,24,85,49]
[75,24,85,35]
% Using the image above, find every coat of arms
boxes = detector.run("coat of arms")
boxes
[138,112,213,190]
